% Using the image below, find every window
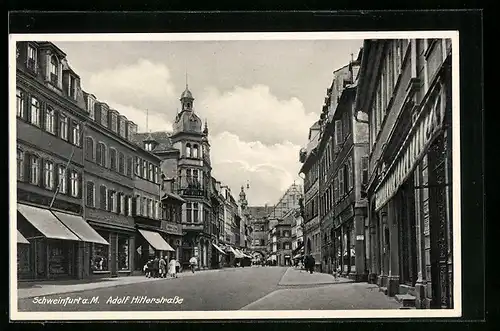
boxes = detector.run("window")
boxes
[142,160,147,178]
[85,137,94,161]
[127,157,133,177]
[347,158,354,190]
[335,120,343,146]
[97,143,106,166]
[333,176,339,203]
[30,155,40,185]
[111,113,118,132]
[91,233,109,272]
[119,118,126,138]
[58,165,67,194]
[118,152,125,174]
[108,148,117,171]
[72,121,80,146]
[43,160,54,190]
[361,156,369,186]
[30,97,40,126]
[193,145,199,158]
[101,106,108,127]
[149,163,154,181]
[117,236,129,270]
[339,168,345,197]
[86,181,95,207]
[44,107,55,134]
[27,44,37,71]
[109,191,117,213]
[16,89,25,118]
[193,169,199,186]
[59,114,68,140]
[17,149,24,180]
[186,143,191,157]
[135,195,141,215]
[86,96,95,119]
[154,166,159,184]
[50,56,58,85]
[100,185,107,210]
[120,193,125,215]
[148,199,153,218]
[69,75,77,99]
[186,203,192,222]
[128,196,133,216]
[193,203,199,222]
[142,197,147,216]
[70,171,79,197]
[135,157,141,175]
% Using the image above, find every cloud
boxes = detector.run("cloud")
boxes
[210,132,302,206]
[198,85,318,146]
[104,101,173,133]
[85,59,179,120]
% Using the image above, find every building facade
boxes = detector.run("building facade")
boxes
[291,208,304,259]
[247,206,271,261]
[356,38,453,308]
[299,122,321,271]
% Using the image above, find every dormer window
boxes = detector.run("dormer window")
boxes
[27,44,37,72]
[119,118,126,138]
[50,55,59,85]
[144,142,152,151]
[111,112,118,132]
[86,95,95,120]
[68,75,77,99]
[101,105,108,127]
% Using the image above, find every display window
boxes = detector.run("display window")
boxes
[91,231,110,272]
[118,236,129,270]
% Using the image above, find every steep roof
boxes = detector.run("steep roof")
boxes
[131,131,176,153]
[246,206,271,219]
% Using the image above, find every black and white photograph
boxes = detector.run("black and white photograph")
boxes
[9,30,461,320]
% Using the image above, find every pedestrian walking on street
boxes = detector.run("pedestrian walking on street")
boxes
[169,258,178,278]
[145,259,153,278]
[153,257,160,278]
[189,256,198,273]
[159,256,167,278]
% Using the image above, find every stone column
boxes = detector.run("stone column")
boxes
[414,162,427,308]
[387,198,400,297]
[378,209,388,287]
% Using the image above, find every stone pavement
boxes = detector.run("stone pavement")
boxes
[17,269,222,299]
[278,267,353,286]
[241,282,402,310]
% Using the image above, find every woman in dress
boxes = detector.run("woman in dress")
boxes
[169,257,177,278]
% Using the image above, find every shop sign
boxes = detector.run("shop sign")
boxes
[161,221,182,235]
[375,85,445,211]
[136,246,142,255]
[356,235,364,241]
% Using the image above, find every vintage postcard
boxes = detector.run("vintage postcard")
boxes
[9,31,461,320]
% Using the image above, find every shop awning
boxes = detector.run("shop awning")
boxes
[138,229,175,251]
[212,243,227,255]
[293,254,303,259]
[52,211,109,245]
[17,230,29,244]
[229,246,244,258]
[292,241,304,254]
[17,204,80,241]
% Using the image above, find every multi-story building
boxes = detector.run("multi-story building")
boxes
[247,206,271,261]
[15,41,91,280]
[316,51,370,281]
[356,39,453,308]
[291,207,304,259]
[299,121,321,271]
[273,209,294,266]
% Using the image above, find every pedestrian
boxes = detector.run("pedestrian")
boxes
[309,255,316,274]
[159,256,167,278]
[189,256,197,273]
[169,257,178,278]
[146,259,153,278]
[153,257,160,278]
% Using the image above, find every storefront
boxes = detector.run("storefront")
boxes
[17,203,109,280]
[134,228,175,272]
[212,242,227,268]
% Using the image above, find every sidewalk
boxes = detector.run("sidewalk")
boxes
[278,267,354,286]
[17,269,222,299]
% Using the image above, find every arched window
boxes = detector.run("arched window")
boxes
[96,142,107,166]
[186,143,191,157]
[192,144,199,158]
[50,55,59,85]
[85,137,94,161]
[110,148,117,171]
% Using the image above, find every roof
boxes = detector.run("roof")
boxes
[180,86,194,100]
[162,192,186,204]
[132,131,176,153]
[246,206,271,219]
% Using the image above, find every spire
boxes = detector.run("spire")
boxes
[203,119,209,135]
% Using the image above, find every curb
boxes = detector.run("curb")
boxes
[278,280,355,287]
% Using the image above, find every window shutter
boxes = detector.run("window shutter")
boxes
[39,103,46,130]
[53,110,59,136]
[124,195,128,215]
[66,168,71,196]
[116,193,121,214]
[24,152,31,183]
[77,172,82,198]
[68,119,74,144]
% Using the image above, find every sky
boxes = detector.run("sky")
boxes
[55,38,363,206]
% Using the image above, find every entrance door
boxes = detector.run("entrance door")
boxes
[429,134,453,308]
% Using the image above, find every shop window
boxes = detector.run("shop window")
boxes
[30,97,40,127]
[17,149,23,181]
[59,114,68,141]
[44,160,54,190]
[91,235,109,272]
[118,236,130,270]
[48,241,68,276]
[86,181,95,207]
[16,88,25,119]
[58,165,67,193]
